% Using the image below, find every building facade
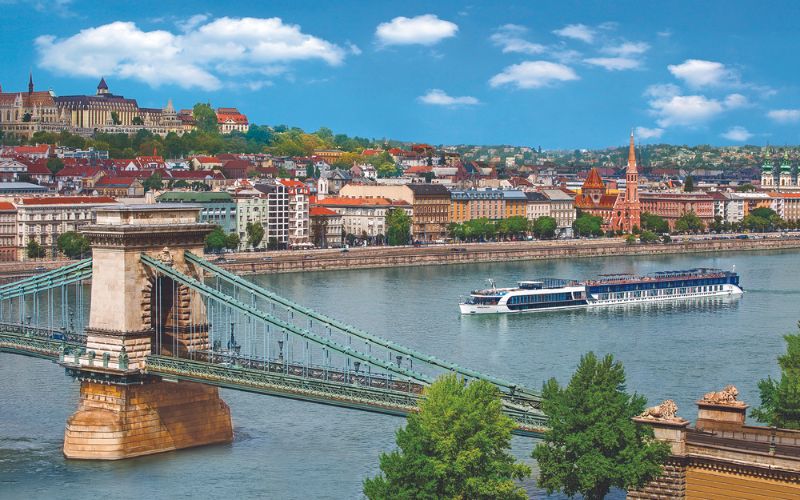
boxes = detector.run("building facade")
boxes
[312,196,411,241]
[157,191,238,234]
[0,202,17,261]
[309,206,344,248]
[278,180,310,247]
[639,192,715,229]
[609,131,641,232]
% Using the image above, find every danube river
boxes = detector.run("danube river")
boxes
[1,250,798,499]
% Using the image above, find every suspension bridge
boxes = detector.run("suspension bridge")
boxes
[0,205,545,460]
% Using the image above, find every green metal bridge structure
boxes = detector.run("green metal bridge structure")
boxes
[0,251,547,436]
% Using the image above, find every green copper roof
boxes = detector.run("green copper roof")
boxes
[157,191,233,203]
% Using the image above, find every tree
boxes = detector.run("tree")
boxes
[225,232,240,251]
[639,230,659,244]
[193,103,219,134]
[267,237,279,251]
[26,239,46,259]
[386,209,411,246]
[573,214,604,237]
[205,226,227,253]
[532,216,557,239]
[683,175,695,192]
[46,157,65,174]
[142,172,163,192]
[246,222,265,248]
[132,116,144,126]
[674,211,704,233]
[640,212,669,234]
[625,234,637,245]
[56,231,89,258]
[110,111,121,125]
[752,324,800,429]
[363,374,530,499]
[533,352,669,500]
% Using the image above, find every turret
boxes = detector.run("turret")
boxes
[761,147,774,187]
[97,77,109,95]
[780,150,793,188]
[28,72,34,94]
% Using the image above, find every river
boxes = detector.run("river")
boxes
[1,250,798,499]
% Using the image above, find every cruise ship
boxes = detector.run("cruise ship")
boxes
[459,268,742,314]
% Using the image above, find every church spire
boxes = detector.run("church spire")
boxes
[28,71,34,94]
[627,129,637,172]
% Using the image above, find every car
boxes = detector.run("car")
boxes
[450,247,467,253]
[34,266,47,272]
[340,247,349,253]
[261,256,273,261]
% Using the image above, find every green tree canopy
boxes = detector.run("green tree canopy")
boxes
[639,230,659,244]
[532,216,557,239]
[363,374,530,499]
[246,222,265,248]
[225,232,241,250]
[533,352,669,500]
[572,213,604,237]
[56,231,89,258]
[683,175,695,192]
[674,211,704,233]
[142,172,163,192]
[640,212,669,234]
[26,239,46,259]
[46,157,65,174]
[193,103,219,134]
[386,208,411,246]
[752,324,800,429]
[205,226,227,253]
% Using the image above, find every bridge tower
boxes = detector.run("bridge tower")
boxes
[62,205,233,460]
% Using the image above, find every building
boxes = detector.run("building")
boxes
[254,183,290,249]
[0,202,17,261]
[573,167,617,226]
[609,131,641,232]
[314,149,345,165]
[0,181,49,196]
[14,196,118,260]
[639,192,715,229]
[450,189,505,222]
[542,189,576,235]
[0,74,65,139]
[525,192,550,221]
[157,191,237,234]
[312,196,411,241]
[216,108,249,134]
[708,191,745,224]
[231,189,271,251]
[339,183,450,242]
[278,179,310,247]
[55,78,140,129]
[503,190,528,219]
[309,206,344,248]
[770,192,800,222]
[93,177,145,197]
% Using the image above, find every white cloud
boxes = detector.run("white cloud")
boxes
[723,93,749,109]
[553,23,595,43]
[667,59,736,88]
[35,17,347,91]
[644,83,681,99]
[489,61,578,89]
[418,89,479,106]
[721,126,753,142]
[346,42,362,55]
[649,94,725,127]
[584,57,640,71]
[602,41,649,56]
[635,126,664,139]
[375,14,457,46]
[489,24,545,54]
[177,13,209,32]
[767,109,800,124]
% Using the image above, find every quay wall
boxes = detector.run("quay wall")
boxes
[221,238,800,275]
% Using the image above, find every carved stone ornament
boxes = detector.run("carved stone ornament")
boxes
[702,385,740,405]
[156,247,174,266]
[639,399,680,420]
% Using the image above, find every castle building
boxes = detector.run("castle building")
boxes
[216,107,249,134]
[55,78,140,129]
[0,73,66,139]
[609,131,641,232]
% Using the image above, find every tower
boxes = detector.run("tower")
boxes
[780,150,792,188]
[761,147,774,188]
[28,71,34,94]
[610,131,641,232]
[96,77,109,95]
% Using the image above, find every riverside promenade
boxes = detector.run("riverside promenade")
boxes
[5,235,800,279]
[220,235,800,275]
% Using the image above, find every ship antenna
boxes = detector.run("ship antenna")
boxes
[731,264,735,273]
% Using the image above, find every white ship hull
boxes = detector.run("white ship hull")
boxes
[460,284,743,315]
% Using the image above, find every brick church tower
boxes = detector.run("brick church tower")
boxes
[610,131,641,232]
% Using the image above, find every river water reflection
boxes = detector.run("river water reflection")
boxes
[1,250,797,498]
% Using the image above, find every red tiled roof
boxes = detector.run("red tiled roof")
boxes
[55,165,104,178]
[20,196,117,205]
[96,176,138,187]
[13,145,50,155]
[309,206,338,217]
[315,196,409,207]
[583,168,605,190]
[0,202,16,211]
[24,159,52,175]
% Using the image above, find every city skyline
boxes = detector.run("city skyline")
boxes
[2,1,799,148]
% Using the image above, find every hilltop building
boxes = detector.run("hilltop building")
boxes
[0,73,67,139]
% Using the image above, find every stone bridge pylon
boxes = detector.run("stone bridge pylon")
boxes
[62,205,233,460]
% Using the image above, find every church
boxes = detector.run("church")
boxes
[574,131,641,232]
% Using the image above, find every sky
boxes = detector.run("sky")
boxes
[1,0,799,149]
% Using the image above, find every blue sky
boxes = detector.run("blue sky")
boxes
[2,0,799,149]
